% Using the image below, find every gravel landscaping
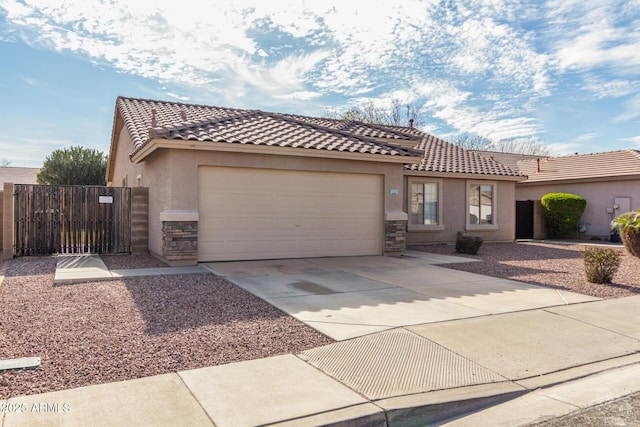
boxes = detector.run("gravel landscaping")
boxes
[412,241,640,299]
[0,256,332,399]
[2,243,639,399]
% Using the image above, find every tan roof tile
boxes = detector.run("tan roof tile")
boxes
[114,96,522,177]
[471,150,540,171]
[516,149,640,183]
[281,114,424,141]
[117,97,421,159]
[406,135,522,177]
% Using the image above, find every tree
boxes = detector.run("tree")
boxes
[37,146,107,185]
[452,134,493,151]
[324,98,422,128]
[0,158,10,166]
[453,134,550,156]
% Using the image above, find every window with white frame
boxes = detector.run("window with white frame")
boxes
[467,181,497,229]
[408,178,443,230]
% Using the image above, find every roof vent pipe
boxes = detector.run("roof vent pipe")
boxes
[180,110,186,121]
[408,118,414,130]
[536,157,540,172]
[151,109,157,127]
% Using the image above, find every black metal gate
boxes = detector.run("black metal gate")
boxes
[14,184,131,256]
[515,200,534,240]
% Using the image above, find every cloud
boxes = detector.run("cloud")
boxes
[0,135,72,167]
[1,0,636,146]
[166,92,190,102]
[545,2,640,74]
[615,94,640,122]
[546,142,582,156]
[575,133,597,142]
[619,136,640,147]
[583,77,640,99]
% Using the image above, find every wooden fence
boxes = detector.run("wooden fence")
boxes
[14,185,131,256]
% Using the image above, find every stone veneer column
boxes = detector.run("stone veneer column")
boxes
[160,210,198,266]
[384,212,408,255]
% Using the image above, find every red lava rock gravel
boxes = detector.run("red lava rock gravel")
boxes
[413,241,640,299]
[0,257,332,399]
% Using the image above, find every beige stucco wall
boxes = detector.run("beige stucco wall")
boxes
[111,138,519,256]
[133,147,407,257]
[109,130,147,188]
[516,180,640,237]
[405,177,517,244]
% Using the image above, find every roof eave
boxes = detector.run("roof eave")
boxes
[106,100,124,185]
[130,139,422,165]
[404,169,525,181]
[517,174,640,186]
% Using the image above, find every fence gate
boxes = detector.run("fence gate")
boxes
[14,185,131,256]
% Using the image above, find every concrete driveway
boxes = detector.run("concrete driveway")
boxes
[204,251,598,340]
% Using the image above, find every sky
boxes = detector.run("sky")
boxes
[0,0,639,168]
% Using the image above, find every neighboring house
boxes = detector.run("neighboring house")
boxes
[0,167,40,253]
[107,97,523,264]
[0,167,40,187]
[476,150,640,240]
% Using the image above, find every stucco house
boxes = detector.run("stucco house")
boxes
[0,167,40,187]
[107,97,522,264]
[476,150,640,240]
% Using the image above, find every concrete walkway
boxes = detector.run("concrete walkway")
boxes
[53,254,209,284]
[2,254,640,426]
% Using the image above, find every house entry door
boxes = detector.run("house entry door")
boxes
[515,200,534,240]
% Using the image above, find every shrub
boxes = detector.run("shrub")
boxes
[580,247,621,284]
[612,210,640,258]
[541,193,587,238]
[455,233,483,255]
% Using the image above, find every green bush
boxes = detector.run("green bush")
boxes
[580,247,621,284]
[612,210,640,258]
[541,193,587,237]
[455,234,483,255]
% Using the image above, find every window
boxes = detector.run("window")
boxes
[467,181,498,230]
[408,178,443,230]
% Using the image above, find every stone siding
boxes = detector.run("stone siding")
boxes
[162,221,198,265]
[385,220,406,254]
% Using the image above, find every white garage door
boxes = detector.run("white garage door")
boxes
[198,166,383,261]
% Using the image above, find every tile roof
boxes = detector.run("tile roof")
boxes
[516,149,640,183]
[280,114,425,141]
[113,96,522,178]
[470,150,540,172]
[406,135,523,177]
[116,97,422,159]
[0,167,40,186]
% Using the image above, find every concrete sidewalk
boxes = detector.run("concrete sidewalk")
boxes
[3,300,640,426]
[53,254,209,284]
[3,255,640,426]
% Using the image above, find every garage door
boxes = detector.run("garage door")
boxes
[198,166,383,261]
